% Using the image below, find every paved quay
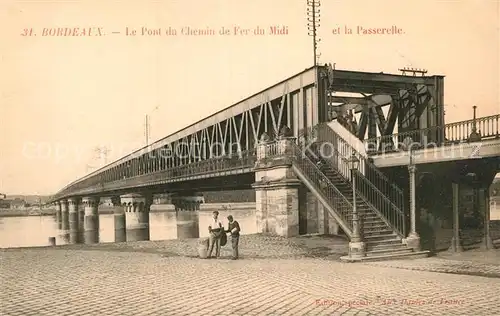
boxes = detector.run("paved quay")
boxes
[38,234,351,259]
[1,249,499,316]
[43,234,500,277]
[366,251,500,278]
[1,235,500,316]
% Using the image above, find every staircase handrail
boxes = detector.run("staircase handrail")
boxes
[287,142,354,232]
[315,123,406,237]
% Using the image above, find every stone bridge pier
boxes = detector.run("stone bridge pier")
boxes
[82,197,100,244]
[68,198,80,244]
[56,201,63,230]
[121,193,151,242]
[111,196,126,243]
[78,201,85,242]
[172,195,201,239]
[60,200,69,232]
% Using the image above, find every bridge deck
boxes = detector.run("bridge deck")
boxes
[364,114,500,167]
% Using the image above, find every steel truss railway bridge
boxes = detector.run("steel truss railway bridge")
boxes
[49,64,500,261]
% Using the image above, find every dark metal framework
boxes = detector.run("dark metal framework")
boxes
[51,65,447,201]
[321,67,445,143]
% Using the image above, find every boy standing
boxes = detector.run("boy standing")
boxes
[226,215,241,260]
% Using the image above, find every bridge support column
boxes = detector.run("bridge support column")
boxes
[112,197,126,243]
[122,194,151,242]
[448,183,463,252]
[68,198,81,244]
[56,201,62,230]
[254,183,300,237]
[405,164,420,251]
[479,188,494,250]
[60,200,69,231]
[173,196,201,239]
[253,133,300,237]
[82,197,100,244]
[78,203,85,242]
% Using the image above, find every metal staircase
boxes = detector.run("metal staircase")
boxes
[287,123,430,260]
[303,143,428,260]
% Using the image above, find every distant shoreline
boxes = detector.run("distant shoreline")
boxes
[0,208,115,218]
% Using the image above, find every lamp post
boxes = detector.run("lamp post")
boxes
[406,149,421,250]
[469,105,481,142]
[347,152,365,258]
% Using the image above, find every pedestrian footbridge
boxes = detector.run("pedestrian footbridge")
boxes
[49,64,500,261]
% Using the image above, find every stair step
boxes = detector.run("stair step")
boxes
[367,242,407,251]
[362,221,386,227]
[364,226,392,232]
[362,215,381,220]
[362,217,385,222]
[357,206,373,210]
[366,247,414,257]
[364,234,398,241]
[340,250,430,262]
[346,217,383,222]
[363,219,383,223]
[365,238,402,246]
[364,230,394,236]
[364,225,392,231]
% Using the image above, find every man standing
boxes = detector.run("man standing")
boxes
[207,211,224,259]
[226,215,241,260]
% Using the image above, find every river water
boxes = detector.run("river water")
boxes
[0,209,257,248]
[2,203,498,249]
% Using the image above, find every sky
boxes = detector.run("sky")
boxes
[0,0,499,195]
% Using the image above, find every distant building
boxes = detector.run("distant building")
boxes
[0,199,9,208]
[0,197,27,209]
[10,198,26,209]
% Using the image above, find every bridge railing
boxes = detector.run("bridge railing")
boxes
[364,114,500,154]
[52,149,256,200]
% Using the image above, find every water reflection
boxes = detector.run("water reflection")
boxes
[0,208,256,248]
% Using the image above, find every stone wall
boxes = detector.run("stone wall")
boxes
[305,192,340,236]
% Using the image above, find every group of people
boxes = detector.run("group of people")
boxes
[337,110,358,134]
[207,211,241,260]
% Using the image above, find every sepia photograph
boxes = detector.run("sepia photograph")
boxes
[1,0,499,315]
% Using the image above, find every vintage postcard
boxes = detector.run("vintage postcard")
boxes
[1,0,499,315]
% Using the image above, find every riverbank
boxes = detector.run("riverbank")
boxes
[0,207,116,218]
[0,209,57,217]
